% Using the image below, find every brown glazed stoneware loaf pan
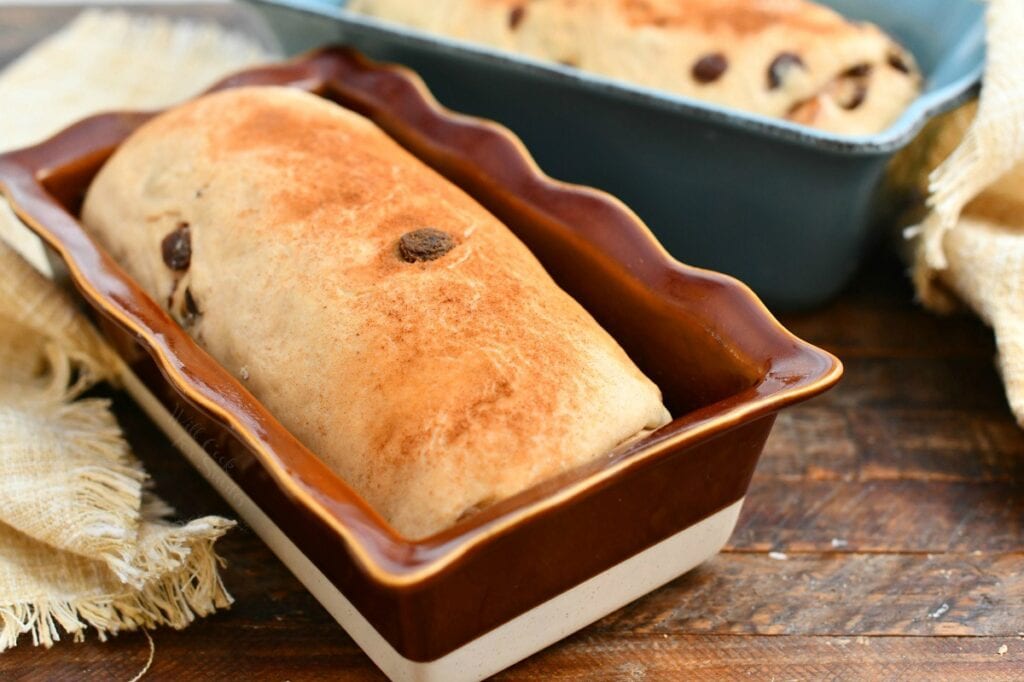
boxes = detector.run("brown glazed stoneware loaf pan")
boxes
[0,47,841,682]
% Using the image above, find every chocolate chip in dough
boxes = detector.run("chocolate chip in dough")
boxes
[161,223,192,271]
[837,63,871,110]
[183,287,201,325]
[692,53,728,84]
[398,228,456,263]
[843,63,873,78]
[887,52,911,74]
[841,83,868,110]
[767,52,806,89]
[509,4,526,30]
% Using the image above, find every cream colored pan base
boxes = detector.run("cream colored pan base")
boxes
[123,368,743,682]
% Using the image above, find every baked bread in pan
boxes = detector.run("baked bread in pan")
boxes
[82,86,671,539]
[348,0,922,135]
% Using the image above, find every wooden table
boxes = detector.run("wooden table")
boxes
[4,250,1023,680]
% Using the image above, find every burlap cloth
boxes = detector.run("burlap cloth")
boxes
[903,0,1024,424]
[0,10,276,652]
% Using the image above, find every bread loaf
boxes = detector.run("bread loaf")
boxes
[349,0,922,134]
[82,86,671,539]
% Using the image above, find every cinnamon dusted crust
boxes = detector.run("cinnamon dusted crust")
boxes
[81,86,671,539]
[349,0,922,135]
[618,0,846,33]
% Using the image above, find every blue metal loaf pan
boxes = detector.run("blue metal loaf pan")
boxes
[249,0,985,310]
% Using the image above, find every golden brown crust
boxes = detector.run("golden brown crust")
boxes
[615,0,845,33]
[81,86,670,539]
[349,0,922,134]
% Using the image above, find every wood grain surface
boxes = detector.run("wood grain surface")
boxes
[3,251,1023,680]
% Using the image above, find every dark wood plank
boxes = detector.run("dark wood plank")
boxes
[596,553,1024,637]
[812,356,1012,412]
[7,626,1024,681]
[849,408,1024,482]
[760,407,1024,482]
[757,407,860,480]
[0,625,383,682]
[501,634,1024,681]
[730,479,1024,552]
